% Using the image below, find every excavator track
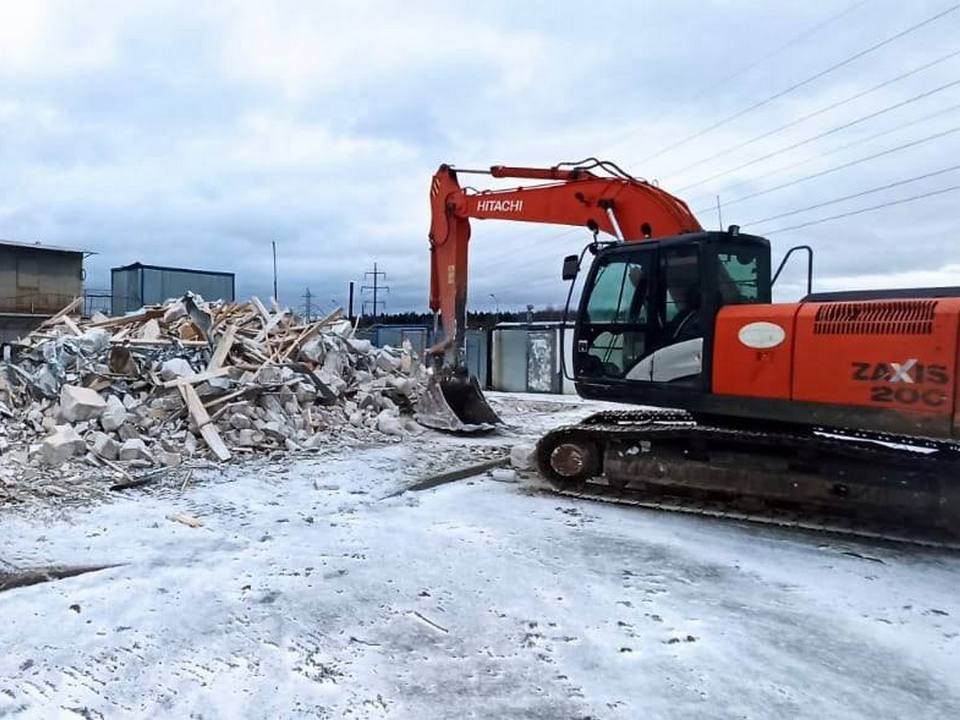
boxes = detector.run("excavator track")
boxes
[536,409,960,549]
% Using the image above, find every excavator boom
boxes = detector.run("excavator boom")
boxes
[420,159,701,430]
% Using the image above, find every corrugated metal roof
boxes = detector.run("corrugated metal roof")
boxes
[112,262,234,278]
[0,238,93,255]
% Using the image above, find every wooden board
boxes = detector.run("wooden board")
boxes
[61,315,83,337]
[178,383,232,462]
[250,296,271,323]
[160,367,231,389]
[39,297,82,328]
[207,324,238,371]
[87,308,165,329]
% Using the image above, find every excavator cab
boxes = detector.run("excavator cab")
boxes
[571,230,771,403]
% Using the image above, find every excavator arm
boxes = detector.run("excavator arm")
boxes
[428,160,702,363]
[419,158,701,432]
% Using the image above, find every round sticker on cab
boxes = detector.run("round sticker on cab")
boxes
[737,321,786,349]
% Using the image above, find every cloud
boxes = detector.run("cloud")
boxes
[0,0,958,315]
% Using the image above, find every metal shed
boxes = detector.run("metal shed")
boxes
[0,239,89,344]
[491,321,576,395]
[112,263,235,315]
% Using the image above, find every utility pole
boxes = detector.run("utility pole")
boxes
[348,281,355,322]
[272,240,279,304]
[361,262,389,323]
[302,287,313,321]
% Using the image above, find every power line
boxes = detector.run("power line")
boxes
[600,0,872,156]
[690,101,960,210]
[361,262,389,322]
[477,113,960,266]
[302,287,314,321]
[676,77,960,192]
[632,4,960,165]
[662,46,960,182]
[763,183,960,234]
[699,124,960,212]
[486,113,960,259]
[743,163,960,225]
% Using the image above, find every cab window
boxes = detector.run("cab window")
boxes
[717,248,761,305]
[585,259,648,323]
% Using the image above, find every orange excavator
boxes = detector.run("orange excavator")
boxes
[420,158,960,541]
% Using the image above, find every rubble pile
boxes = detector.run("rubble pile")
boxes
[0,295,425,502]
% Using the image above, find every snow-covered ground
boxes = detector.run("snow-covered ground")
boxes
[1,393,959,719]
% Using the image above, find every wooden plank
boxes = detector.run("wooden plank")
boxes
[207,324,238,371]
[60,315,83,336]
[255,312,284,343]
[109,338,208,347]
[203,385,256,411]
[273,322,317,362]
[234,334,270,362]
[381,456,512,499]
[39,297,82,328]
[167,512,203,528]
[178,383,232,462]
[160,367,230,389]
[275,308,343,363]
[250,296,271,323]
[87,308,164,329]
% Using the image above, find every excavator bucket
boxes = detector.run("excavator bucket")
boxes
[416,369,503,432]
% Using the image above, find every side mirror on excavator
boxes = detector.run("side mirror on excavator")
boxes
[562,254,580,281]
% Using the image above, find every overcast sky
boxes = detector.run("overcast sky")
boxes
[2,1,959,314]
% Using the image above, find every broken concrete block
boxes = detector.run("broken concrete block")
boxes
[490,467,519,483]
[26,406,44,427]
[299,338,324,363]
[389,376,417,397]
[156,450,181,467]
[261,421,287,440]
[138,318,161,340]
[255,366,284,386]
[118,423,140,441]
[159,358,193,381]
[376,409,404,437]
[162,302,186,324]
[89,431,120,461]
[100,395,128,432]
[77,329,111,355]
[229,413,253,430]
[356,393,378,412]
[510,443,536,471]
[376,353,401,373]
[304,433,327,449]
[348,338,373,354]
[59,385,107,423]
[39,425,85,466]
[227,429,266,447]
[119,438,151,462]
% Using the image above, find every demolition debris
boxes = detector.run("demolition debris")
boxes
[0,295,425,505]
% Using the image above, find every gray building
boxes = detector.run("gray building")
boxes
[0,240,86,344]
[112,262,235,315]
